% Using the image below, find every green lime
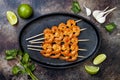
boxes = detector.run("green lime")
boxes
[17,4,33,19]
[85,65,100,75]
[6,11,18,25]
[93,54,107,65]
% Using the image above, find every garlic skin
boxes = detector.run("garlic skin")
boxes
[86,7,92,16]
[83,2,91,16]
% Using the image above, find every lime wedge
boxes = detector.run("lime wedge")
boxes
[93,54,107,65]
[6,11,18,25]
[85,65,100,75]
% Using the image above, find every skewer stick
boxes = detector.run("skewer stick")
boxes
[29,41,44,44]
[75,19,82,23]
[28,28,87,42]
[78,39,89,42]
[28,47,85,58]
[78,55,85,58]
[27,45,87,51]
[27,45,42,48]
[29,39,89,44]
[26,27,86,42]
[29,38,44,43]
[28,48,42,51]
[26,33,44,41]
[78,49,87,51]
[80,28,87,31]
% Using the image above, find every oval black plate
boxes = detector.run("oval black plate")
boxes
[19,13,101,69]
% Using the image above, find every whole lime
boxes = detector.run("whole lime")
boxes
[17,4,33,19]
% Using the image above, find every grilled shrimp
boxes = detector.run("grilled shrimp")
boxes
[66,52,78,61]
[61,43,70,51]
[41,50,51,57]
[44,28,52,34]
[44,33,54,43]
[58,23,67,31]
[72,26,80,37]
[51,26,58,33]
[70,37,78,44]
[49,52,61,58]
[42,43,52,53]
[67,19,76,28]
[70,43,78,52]
[63,36,70,44]
[63,28,73,38]
[54,31,63,41]
[52,44,61,53]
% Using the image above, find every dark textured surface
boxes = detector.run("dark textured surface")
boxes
[0,0,120,80]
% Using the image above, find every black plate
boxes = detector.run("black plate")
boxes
[19,13,101,69]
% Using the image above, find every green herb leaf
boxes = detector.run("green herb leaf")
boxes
[22,53,29,64]
[21,69,26,74]
[105,22,116,32]
[29,64,35,71]
[71,0,81,13]
[5,56,14,60]
[5,49,18,56]
[12,66,21,75]
[17,50,23,56]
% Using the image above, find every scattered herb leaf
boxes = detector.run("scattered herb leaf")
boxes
[12,66,21,75]
[5,49,39,80]
[71,0,81,13]
[105,22,116,32]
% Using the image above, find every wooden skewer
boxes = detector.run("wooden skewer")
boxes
[80,28,87,31]
[28,48,42,51]
[28,28,87,42]
[27,45,87,51]
[28,47,85,58]
[26,19,82,41]
[78,49,87,51]
[26,33,44,41]
[78,39,89,42]
[29,38,44,43]
[29,41,44,44]
[75,19,82,23]
[27,45,42,48]
[78,55,85,58]
[26,27,86,42]
[29,39,89,44]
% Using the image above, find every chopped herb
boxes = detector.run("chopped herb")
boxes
[71,0,81,13]
[5,49,39,80]
[12,66,21,75]
[105,22,116,32]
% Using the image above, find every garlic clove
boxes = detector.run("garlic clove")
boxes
[86,7,92,16]
[83,2,91,16]
[92,10,101,18]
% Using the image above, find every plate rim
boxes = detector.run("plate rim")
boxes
[18,12,101,69]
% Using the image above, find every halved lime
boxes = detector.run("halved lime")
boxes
[85,65,100,75]
[6,11,18,25]
[93,54,107,65]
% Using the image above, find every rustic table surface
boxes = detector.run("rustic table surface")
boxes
[0,0,120,80]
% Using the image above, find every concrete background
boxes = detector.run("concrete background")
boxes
[0,0,120,80]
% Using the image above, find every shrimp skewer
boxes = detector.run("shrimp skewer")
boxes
[28,47,85,58]
[26,19,89,61]
[26,28,52,41]
[26,19,82,41]
[28,48,42,51]
[27,45,87,51]
[27,28,86,42]
[29,39,89,44]
[29,32,54,43]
